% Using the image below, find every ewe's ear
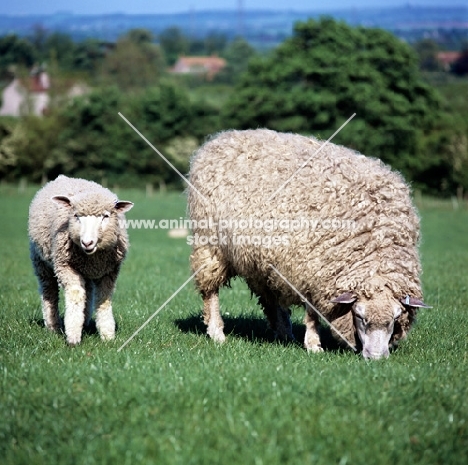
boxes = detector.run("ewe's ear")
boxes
[51,195,72,209]
[114,201,134,213]
[331,292,357,304]
[400,296,432,308]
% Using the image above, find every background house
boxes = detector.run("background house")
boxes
[170,55,227,80]
[0,67,87,117]
[437,51,462,71]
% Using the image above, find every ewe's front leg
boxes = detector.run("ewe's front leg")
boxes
[304,303,323,353]
[94,275,117,341]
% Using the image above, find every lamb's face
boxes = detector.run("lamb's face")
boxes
[52,195,133,255]
[69,211,111,255]
[351,295,402,360]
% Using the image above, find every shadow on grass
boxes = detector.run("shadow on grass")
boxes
[30,318,117,338]
[174,313,344,352]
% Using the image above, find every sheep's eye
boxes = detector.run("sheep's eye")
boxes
[354,314,367,325]
[74,214,80,220]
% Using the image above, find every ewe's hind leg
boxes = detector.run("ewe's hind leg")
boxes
[94,275,117,341]
[203,291,225,343]
[191,246,230,343]
[31,252,61,331]
[304,303,323,353]
[257,293,294,341]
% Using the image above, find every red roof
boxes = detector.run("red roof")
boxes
[437,51,461,66]
[171,55,227,80]
[20,71,50,93]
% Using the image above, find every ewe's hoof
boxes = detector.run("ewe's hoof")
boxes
[100,334,115,341]
[274,331,296,342]
[207,327,226,344]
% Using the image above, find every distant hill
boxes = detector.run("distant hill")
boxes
[0,6,466,48]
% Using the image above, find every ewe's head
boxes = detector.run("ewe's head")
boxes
[52,193,133,255]
[332,289,430,360]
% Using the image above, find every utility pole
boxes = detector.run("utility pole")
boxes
[237,0,244,38]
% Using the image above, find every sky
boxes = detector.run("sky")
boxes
[0,1,461,16]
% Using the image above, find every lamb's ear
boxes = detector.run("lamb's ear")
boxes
[400,296,432,308]
[114,201,134,213]
[331,292,357,304]
[51,195,72,209]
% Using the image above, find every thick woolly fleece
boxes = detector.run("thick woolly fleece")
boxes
[188,129,426,352]
[29,175,133,345]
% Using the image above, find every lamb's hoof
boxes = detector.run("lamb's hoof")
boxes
[305,344,324,353]
[66,335,82,346]
[99,332,115,341]
[46,324,61,333]
[45,318,64,332]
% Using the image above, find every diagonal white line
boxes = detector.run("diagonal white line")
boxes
[117,265,206,351]
[118,112,209,203]
[269,264,357,352]
[267,113,356,201]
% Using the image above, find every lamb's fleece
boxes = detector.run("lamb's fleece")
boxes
[29,175,133,345]
[188,129,430,359]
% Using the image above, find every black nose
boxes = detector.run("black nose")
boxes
[81,240,94,248]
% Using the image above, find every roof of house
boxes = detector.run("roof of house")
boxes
[171,55,227,79]
[437,51,462,66]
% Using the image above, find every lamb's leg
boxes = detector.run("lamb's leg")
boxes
[32,253,61,331]
[203,291,225,343]
[84,280,95,328]
[94,275,117,341]
[56,268,86,345]
[304,303,323,353]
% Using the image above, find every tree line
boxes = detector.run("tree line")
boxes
[0,19,467,195]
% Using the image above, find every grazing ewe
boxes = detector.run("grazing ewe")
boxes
[29,175,133,345]
[188,129,430,359]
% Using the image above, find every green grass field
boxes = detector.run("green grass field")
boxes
[1,186,467,465]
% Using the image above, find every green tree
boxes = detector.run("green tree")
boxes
[451,47,468,76]
[0,34,36,80]
[43,32,76,71]
[99,30,164,90]
[46,83,219,187]
[204,32,228,55]
[223,18,443,186]
[72,39,107,76]
[216,37,257,83]
[159,27,189,66]
[1,114,64,182]
[413,39,442,72]
[125,28,154,46]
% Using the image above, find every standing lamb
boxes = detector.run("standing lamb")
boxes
[188,129,430,359]
[29,175,133,345]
